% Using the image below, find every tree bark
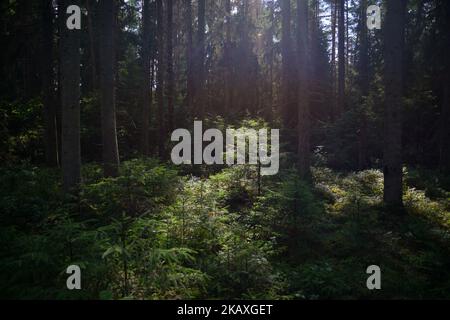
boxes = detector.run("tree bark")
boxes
[224,0,232,114]
[42,0,58,167]
[86,0,98,92]
[338,0,345,116]
[383,0,407,208]
[185,0,194,113]
[156,0,165,157]
[440,74,450,172]
[296,0,311,180]
[140,0,153,156]
[331,0,337,120]
[359,0,369,96]
[195,0,206,118]
[280,0,295,129]
[345,0,350,69]
[99,0,120,177]
[266,1,275,121]
[358,0,369,170]
[166,0,174,132]
[438,1,450,172]
[58,0,81,192]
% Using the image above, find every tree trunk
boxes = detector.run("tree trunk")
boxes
[359,0,369,96]
[41,0,58,167]
[345,0,350,69]
[156,0,165,157]
[383,0,407,208]
[338,0,345,116]
[195,0,206,118]
[358,0,369,170]
[224,0,232,114]
[140,0,152,156]
[438,1,450,172]
[296,0,311,180]
[185,0,194,113]
[86,0,98,92]
[99,0,120,177]
[166,0,174,132]
[440,75,450,172]
[266,1,275,121]
[331,0,337,120]
[58,0,81,192]
[280,0,295,129]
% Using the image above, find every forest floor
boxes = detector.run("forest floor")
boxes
[0,160,449,299]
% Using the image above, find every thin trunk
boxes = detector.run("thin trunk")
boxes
[42,0,58,167]
[166,0,174,132]
[99,0,120,177]
[196,0,206,118]
[56,14,63,163]
[439,2,450,172]
[358,0,369,170]
[185,0,194,112]
[86,0,98,91]
[140,0,152,155]
[383,0,407,208]
[281,0,295,129]
[267,2,275,120]
[331,0,337,119]
[156,0,165,157]
[297,0,311,180]
[440,76,450,172]
[338,0,345,116]
[59,0,81,192]
[224,0,232,114]
[346,0,349,69]
[359,0,369,96]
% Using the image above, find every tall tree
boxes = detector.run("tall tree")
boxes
[358,0,369,96]
[337,0,345,115]
[296,0,311,180]
[166,0,174,132]
[185,0,194,112]
[280,0,296,129]
[195,0,206,118]
[156,0,165,157]
[357,0,369,170]
[438,0,450,172]
[266,0,276,120]
[331,0,337,119]
[383,0,407,207]
[86,0,98,91]
[58,0,81,191]
[41,0,58,167]
[99,0,120,177]
[140,0,153,155]
[224,0,232,114]
[345,0,350,69]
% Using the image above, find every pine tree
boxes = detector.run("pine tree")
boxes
[99,0,120,177]
[383,0,408,207]
[59,0,81,191]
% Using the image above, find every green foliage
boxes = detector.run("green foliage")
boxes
[319,95,382,170]
[80,159,179,218]
[0,100,44,163]
[1,157,449,300]
[1,0,450,301]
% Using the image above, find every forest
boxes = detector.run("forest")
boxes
[0,0,449,300]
